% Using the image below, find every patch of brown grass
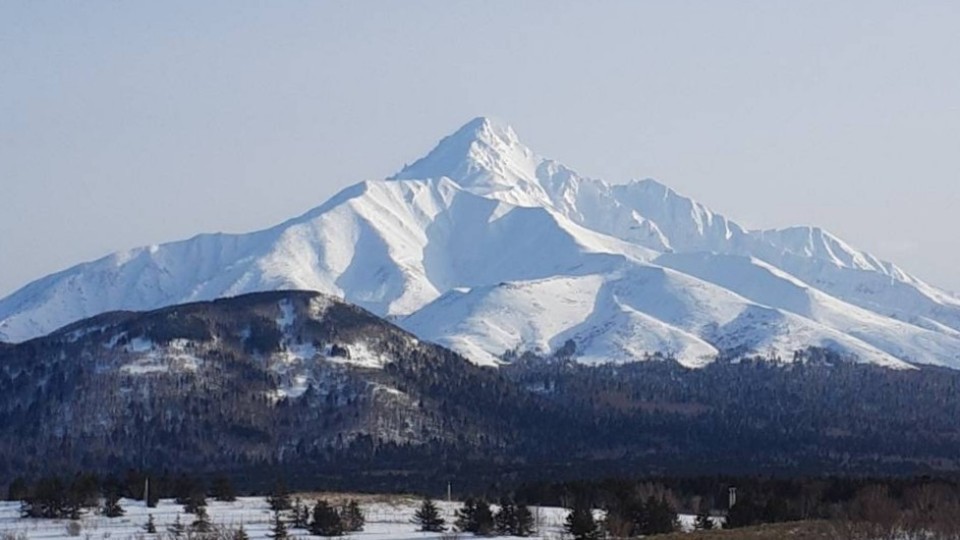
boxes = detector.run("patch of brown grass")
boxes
[291,491,422,506]
[651,520,865,539]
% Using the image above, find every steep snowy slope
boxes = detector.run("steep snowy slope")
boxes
[2,116,959,370]
[655,252,960,367]
[0,176,651,342]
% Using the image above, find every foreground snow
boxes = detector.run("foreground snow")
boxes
[0,497,714,539]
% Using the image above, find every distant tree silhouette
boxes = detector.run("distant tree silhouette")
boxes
[413,498,446,532]
[455,498,494,535]
[564,501,599,540]
[310,500,343,536]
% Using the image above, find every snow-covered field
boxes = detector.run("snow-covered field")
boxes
[0,497,712,540]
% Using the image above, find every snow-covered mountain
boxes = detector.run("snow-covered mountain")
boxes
[3,117,960,369]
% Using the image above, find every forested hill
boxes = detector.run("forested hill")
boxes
[3,291,960,490]
[0,290,548,479]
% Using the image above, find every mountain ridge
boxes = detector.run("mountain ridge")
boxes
[2,117,959,368]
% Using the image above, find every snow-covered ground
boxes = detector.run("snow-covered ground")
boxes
[0,496,715,540]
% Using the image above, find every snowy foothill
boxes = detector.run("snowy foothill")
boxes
[0,496,715,540]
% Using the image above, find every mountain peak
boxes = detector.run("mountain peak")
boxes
[454,116,519,145]
[391,116,540,189]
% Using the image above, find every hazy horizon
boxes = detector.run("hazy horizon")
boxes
[3,1,959,297]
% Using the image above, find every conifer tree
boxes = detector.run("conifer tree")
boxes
[266,480,291,512]
[340,499,365,532]
[144,514,157,534]
[268,509,289,540]
[725,495,761,529]
[413,498,446,532]
[310,500,344,537]
[495,498,517,535]
[455,498,494,536]
[514,504,536,537]
[70,474,101,509]
[233,523,250,540]
[168,513,186,539]
[292,497,310,529]
[122,470,146,503]
[211,475,237,502]
[564,502,599,540]
[192,506,213,533]
[174,475,195,505]
[102,489,125,518]
[495,497,535,536]
[21,477,66,518]
[183,489,207,515]
[637,496,677,535]
[6,477,28,502]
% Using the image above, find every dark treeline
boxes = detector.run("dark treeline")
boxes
[8,470,237,519]
[8,353,960,495]
[517,474,960,535]
[503,348,960,476]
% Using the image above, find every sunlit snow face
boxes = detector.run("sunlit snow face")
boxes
[0,117,957,371]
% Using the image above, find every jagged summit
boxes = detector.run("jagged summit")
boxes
[392,116,529,183]
[390,117,554,208]
[456,115,520,145]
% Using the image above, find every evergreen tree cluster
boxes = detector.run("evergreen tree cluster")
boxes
[211,475,237,502]
[304,498,365,536]
[260,480,364,538]
[563,495,677,540]
[453,497,536,537]
[455,498,495,536]
[7,471,245,520]
[16,474,123,520]
[494,498,535,536]
[601,495,678,537]
[522,474,960,534]
[310,500,343,537]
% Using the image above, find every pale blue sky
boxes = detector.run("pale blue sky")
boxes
[2,1,959,295]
